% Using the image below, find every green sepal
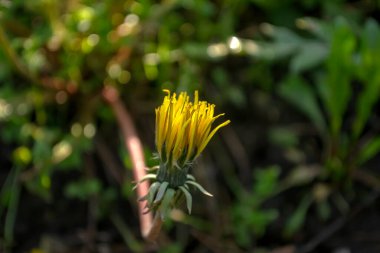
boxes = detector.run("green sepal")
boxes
[186,180,213,197]
[179,186,192,214]
[186,174,196,181]
[145,165,159,173]
[133,174,157,190]
[154,181,169,203]
[159,188,176,220]
[147,182,161,205]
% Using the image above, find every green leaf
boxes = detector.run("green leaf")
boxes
[248,209,278,236]
[64,179,102,200]
[316,199,331,221]
[254,41,298,61]
[284,195,312,237]
[283,165,320,188]
[353,77,380,138]
[183,42,209,59]
[353,19,380,138]
[296,17,332,41]
[290,41,328,73]
[263,25,302,43]
[253,166,280,198]
[268,127,298,148]
[322,18,356,136]
[357,136,380,165]
[280,75,326,133]
[4,166,22,244]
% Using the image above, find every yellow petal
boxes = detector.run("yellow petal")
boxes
[196,120,231,157]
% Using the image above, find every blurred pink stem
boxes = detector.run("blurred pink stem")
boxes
[103,86,159,240]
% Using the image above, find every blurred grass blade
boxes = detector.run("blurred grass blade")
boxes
[353,78,380,138]
[4,166,22,245]
[322,17,355,136]
[262,24,301,43]
[358,136,380,165]
[290,41,328,73]
[0,168,16,219]
[296,17,332,41]
[353,19,380,138]
[284,194,312,237]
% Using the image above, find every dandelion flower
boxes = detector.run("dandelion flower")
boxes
[138,89,230,217]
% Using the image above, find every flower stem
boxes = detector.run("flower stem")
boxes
[103,86,154,238]
[144,212,163,242]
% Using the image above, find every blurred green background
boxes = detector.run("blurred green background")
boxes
[1,0,380,252]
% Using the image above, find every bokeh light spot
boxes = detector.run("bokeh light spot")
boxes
[71,123,82,137]
[84,123,96,138]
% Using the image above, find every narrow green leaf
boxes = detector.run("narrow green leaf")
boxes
[353,19,380,138]
[179,186,193,214]
[290,41,328,73]
[154,181,169,203]
[264,25,302,43]
[284,195,312,237]
[0,167,16,218]
[323,18,356,136]
[4,166,22,244]
[186,180,213,197]
[296,17,332,41]
[353,77,380,138]
[358,136,380,165]
[280,75,326,133]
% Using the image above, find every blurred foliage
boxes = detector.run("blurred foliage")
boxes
[232,166,280,246]
[1,0,380,252]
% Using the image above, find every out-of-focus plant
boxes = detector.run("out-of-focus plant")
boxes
[0,0,239,249]
[222,19,380,242]
[232,166,280,247]
[240,17,380,238]
[274,17,380,182]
